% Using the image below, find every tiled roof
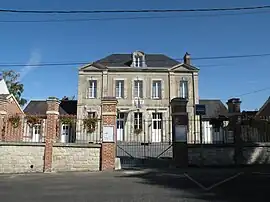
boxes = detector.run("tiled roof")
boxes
[199,99,228,119]
[24,100,77,115]
[95,53,180,67]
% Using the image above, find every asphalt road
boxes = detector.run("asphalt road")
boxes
[0,168,269,202]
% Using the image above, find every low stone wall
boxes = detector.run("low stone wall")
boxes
[242,143,270,165]
[52,143,101,172]
[188,145,235,166]
[188,143,270,166]
[0,142,45,173]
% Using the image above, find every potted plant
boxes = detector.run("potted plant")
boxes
[8,115,21,128]
[134,128,143,134]
[26,115,42,127]
[83,117,98,133]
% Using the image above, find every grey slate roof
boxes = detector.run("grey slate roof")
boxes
[95,54,180,67]
[199,99,228,120]
[256,96,270,117]
[24,100,77,115]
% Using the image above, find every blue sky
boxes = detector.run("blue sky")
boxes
[0,0,270,110]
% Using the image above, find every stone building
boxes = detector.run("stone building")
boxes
[77,51,199,143]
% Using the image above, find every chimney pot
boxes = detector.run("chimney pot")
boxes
[183,52,191,65]
[227,98,241,113]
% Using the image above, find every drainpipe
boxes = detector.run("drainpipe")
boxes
[100,71,104,142]
[192,71,196,143]
[168,71,172,143]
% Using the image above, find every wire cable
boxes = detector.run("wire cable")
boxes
[0,5,270,14]
[0,10,270,23]
[1,52,270,67]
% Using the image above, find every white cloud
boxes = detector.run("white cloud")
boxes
[19,49,41,81]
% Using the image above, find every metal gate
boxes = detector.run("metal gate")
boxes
[116,118,173,168]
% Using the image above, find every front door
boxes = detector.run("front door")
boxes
[117,113,125,141]
[61,124,70,143]
[32,124,41,142]
[152,113,162,142]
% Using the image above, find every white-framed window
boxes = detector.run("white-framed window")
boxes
[33,124,41,135]
[134,80,143,98]
[134,112,143,129]
[179,80,188,99]
[88,112,96,118]
[152,80,162,99]
[88,80,97,98]
[32,124,41,142]
[134,56,143,67]
[115,80,124,98]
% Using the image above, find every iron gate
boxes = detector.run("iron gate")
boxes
[116,119,173,168]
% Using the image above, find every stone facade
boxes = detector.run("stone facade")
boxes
[52,144,100,172]
[0,143,45,173]
[77,54,199,143]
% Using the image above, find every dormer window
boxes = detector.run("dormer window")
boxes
[132,51,146,67]
[135,56,143,67]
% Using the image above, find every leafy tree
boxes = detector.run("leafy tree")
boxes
[2,70,27,106]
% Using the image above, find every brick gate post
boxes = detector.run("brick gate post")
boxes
[170,98,189,168]
[44,97,60,172]
[100,97,118,171]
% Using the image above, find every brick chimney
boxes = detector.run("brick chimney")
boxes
[46,97,60,113]
[183,52,191,65]
[227,98,241,113]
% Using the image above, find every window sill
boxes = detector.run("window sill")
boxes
[151,98,162,100]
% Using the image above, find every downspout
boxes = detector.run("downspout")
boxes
[100,70,104,142]
[192,71,196,143]
[168,71,171,143]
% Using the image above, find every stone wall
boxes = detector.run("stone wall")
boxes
[52,144,101,172]
[188,143,270,166]
[0,142,45,173]
[242,143,270,165]
[188,145,235,166]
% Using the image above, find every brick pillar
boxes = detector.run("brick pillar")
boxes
[100,97,117,171]
[171,98,189,168]
[44,97,60,172]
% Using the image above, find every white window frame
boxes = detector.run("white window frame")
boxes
[179,80,188,99]
[115,80,124,99]
[134,80,143,99]
[33,124,41,135]
[87,111,96,118]
[134,112,143,129]
[88,80,97,98]
[152,80,162,99]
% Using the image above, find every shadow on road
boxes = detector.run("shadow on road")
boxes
[117,166,270,202]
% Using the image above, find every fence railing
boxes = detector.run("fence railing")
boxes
[116,119,172,143]
[2,114,270,145]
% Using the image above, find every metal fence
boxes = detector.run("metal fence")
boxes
[116,119,173,168]
[188,118,234,144]
[0,115,47,143]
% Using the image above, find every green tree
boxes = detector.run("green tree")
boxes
[2,70,27,106]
